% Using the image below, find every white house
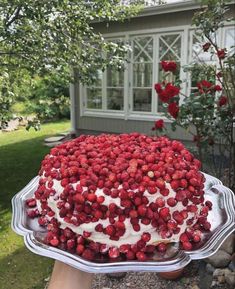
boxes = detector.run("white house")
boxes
[70,0,235,140]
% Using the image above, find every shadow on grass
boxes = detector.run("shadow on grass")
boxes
[0,246,53,289]
[0,136,51,212]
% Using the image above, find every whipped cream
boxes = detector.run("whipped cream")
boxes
[36,178,200,247]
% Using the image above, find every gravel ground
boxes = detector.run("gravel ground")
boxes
[91,261,230,289]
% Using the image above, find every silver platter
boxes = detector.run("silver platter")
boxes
[11,173,235,273]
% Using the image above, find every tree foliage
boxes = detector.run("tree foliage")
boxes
[0,0,143,128]
[0,0,142,83]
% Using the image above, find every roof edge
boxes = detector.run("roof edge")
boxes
[137,1,200,17]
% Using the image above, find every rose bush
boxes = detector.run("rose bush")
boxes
[153,0,234,189]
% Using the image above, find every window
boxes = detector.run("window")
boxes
[106,67,124,110]
[85,39,125,111]
[189,31,217,93]
[158,33,182,111]
[131,36,153,112]
[224,27,235,56]
[82,25,234,120]
[86,70,103,109]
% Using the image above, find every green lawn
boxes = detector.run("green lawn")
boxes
[0,121,70,289]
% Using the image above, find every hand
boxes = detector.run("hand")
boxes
[48,261,93,289]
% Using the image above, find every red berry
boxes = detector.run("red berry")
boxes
[157,243,167,252]
[182,241,193,251]
[109,247,120,258]
[167,197,177,207]
[76,244,85,255]
[141,233,151,242]
[136,251,147,261]
[50,237,59,247]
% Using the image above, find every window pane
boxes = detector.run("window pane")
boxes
[225,28,235,55]
[133,37,153,62]
[91,70,102,87]
[87,88,102,109]
[192,34,216,62]
[159,35,181,60]
[133,63,152,87]
[107,88,124,110]
[133,89,152,112]
[107,68,124,87]
[158,61,180,83]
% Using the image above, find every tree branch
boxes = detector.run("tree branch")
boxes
[5,6,22,28]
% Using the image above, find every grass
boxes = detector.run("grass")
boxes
[0,120,70,289]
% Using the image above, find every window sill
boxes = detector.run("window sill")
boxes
[82,110,172,123]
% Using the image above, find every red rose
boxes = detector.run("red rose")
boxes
[168,102,179,119]
[155,119,164,129]
[154,83,162,94]
[217,49,226,59]
[214,85,222,91]
[161,61,177,72]
[165,83,180,98]
[158,90,170,103]
[202,42,211,52]
[197,80,213,93]
[218,96,228,106]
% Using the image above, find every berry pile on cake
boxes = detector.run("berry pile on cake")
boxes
[26,133,212,262]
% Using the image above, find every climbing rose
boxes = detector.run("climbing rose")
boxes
[168,102,179,119]
[217,49,226,59]
[155,82,180,103]
[161,61,177,72]
[218,96,228,106]
[214,85,222,91]
[197,80,213,93]
[154,119,164,129]
[154,83,162,94]
[202,42,211,52]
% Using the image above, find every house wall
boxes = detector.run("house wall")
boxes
[93,10,194,34]
[71,5,235,141]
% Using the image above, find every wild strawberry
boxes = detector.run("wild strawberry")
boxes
[156,179,165,189]
[67,239,75,250]
[205,200,212,210]
[126,250,135,260]
[167,220,177,230]
[109,247,120,258]
[105,225,116,236]
[155,197,165,207]
[182,241,193,251]
[26,198,36,207]
[180,233,189,243]
[167,197,177,207]
[141,233,151,242]
[137,204,147,217]
[136,251,147,261]
[157,243,167,252]
[159,207,170,219]
[170,180,180,190]
[203,221,211,230]
[82,249,95,261]
[50,237,59,247]
[119,244,130,253]
[76,244,85,255]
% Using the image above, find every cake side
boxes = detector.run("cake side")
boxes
[26,133,212,261]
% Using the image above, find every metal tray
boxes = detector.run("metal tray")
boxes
[11,173,235,273]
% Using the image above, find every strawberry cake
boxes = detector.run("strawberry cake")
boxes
[26,133,212,261]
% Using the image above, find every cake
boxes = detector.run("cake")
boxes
[26,133,212,261]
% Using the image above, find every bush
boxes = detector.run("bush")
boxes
[26,73,70,121]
